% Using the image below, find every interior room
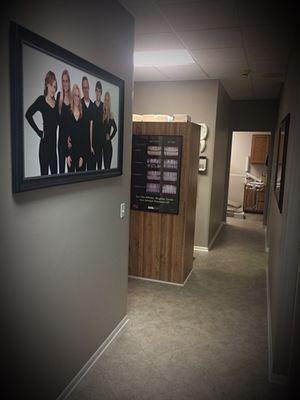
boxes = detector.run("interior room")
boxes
[1,1,300,399]
[227,131,270,219]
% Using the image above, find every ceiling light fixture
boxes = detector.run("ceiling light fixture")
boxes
[134,49,195,68]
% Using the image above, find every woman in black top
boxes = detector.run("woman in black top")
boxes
[25,71,59,175]
[102,91,117,169]
[66,84,88,172]
[90,81,104,170]
[56,69,71,173]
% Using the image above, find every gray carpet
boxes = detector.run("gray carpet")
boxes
[68,215,288,399]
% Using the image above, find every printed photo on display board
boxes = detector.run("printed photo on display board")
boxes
[10,22,124,192]
[131,134,182,214]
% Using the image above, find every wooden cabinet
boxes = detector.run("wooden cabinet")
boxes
[250,134,269,164]
[243,184,265,213]
[129,121,200,284]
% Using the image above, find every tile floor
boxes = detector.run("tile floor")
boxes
[69,215,288,399]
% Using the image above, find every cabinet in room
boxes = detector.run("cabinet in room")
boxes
[250,134,269,165]
[129,121,200,284]
[243,184,265,213]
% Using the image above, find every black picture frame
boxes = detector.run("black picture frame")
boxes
[10,22,124,193]
[274,113,290,213]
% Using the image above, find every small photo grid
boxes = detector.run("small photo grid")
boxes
[163,159,178,169]
[147,170,161,181]
[147,146,162,156]
[147,158,161,169]
[164,146,179,157]
[163,171,177,182]
[162,184,177,195]
[146,183,160,194]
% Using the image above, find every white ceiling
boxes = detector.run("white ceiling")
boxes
[118,0,298,100]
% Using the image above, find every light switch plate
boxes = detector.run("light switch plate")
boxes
[120,203,125,219]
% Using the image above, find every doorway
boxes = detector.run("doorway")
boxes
[226,131,271,223]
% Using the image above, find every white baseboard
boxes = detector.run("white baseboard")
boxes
[194,222,225,253]
[129,268,193,287]
[265,227,269,253]
[183,267,194,285]
[266,268,287,386]
[56,315,129,400]
[208,222,225,250]
[194,246,209,252]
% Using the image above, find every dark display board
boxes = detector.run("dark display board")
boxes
[131,134,182,214]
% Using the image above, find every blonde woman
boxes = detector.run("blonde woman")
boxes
[66,84,88,172]
[25,71,59,175]
[102,91,117,169]
[56,69,71,173]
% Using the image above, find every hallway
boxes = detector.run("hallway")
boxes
[69,216,287,400]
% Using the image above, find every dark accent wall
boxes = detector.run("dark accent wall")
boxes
[267,30,300,379]
[209,82,231,243]
[0,1,134,399]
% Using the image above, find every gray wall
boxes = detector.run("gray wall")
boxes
[0,1,134,399]
[133,80,219,248]
[267,31,300,378]
[231,100,279,132]
[209,83,231,243]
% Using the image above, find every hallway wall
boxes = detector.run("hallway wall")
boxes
[209,83,231,243]
[0,1,134,399]
[267,30,300,379]
[133,80,230,249]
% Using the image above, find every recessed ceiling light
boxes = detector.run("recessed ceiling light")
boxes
[134,49,195,67]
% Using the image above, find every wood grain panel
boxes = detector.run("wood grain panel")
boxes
[129,122,200,284]
[250,134,269,164]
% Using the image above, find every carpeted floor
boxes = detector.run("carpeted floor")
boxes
[68,215,288,399]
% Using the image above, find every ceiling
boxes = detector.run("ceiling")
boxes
[118,0,298,100]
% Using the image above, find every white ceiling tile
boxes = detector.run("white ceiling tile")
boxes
[135,33,184,51]
[178,28,242,49]
[242,25,294,48]
[221,77,253,100]
[134,66,169,82]
[135,16,172,34]
[237,0,280,26]
[158,0,239,31]
[155,0,210,3]
[252,77,283,99]
[237,0,297,27]
[202,61,248,79]
[248,59,287,76]
[245,45,290,62]
[119,0,172,34]
[124,0,296,99]
[157,63,207,80]
[119,0,159,17]
[191,47,246,64]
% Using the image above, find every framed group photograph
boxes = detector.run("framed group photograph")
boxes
[10,22,124,193]
[274,113,290,213]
